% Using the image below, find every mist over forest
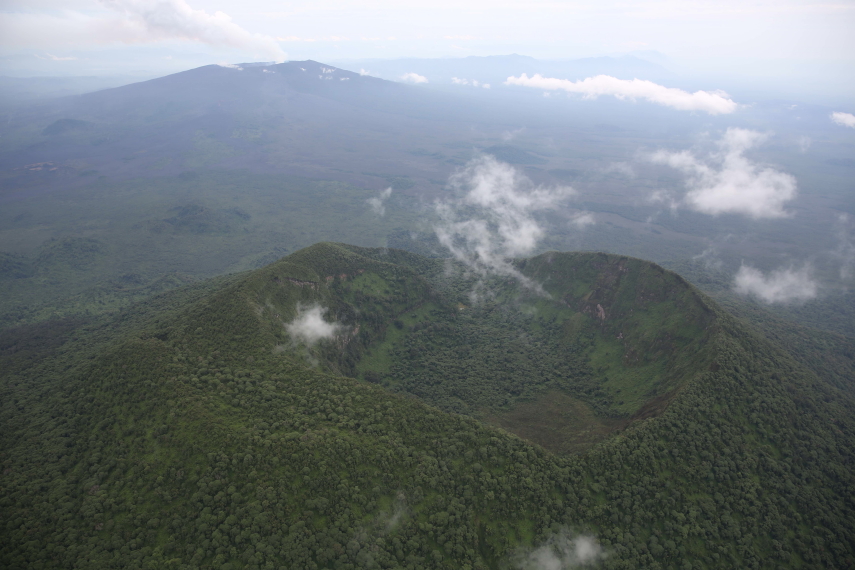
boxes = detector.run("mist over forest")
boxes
[2,2,855,568]
[1,54,854,334]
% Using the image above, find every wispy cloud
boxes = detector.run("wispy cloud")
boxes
[831,111,855,128]
[275,35,349,42]
[501,127,525,142]
[99,0,286,61]
[434,155,575,294]
[733,264,818,303]
[400,72,428,84]
[604,162,635,177]
[650,128,797,219]
[451,77,490,88]
[513,529,605,569]
[343,490,409,569]
[35,53,77,61]
[570,212,595,228]
[693,245,724,271]
[505,74,737,115]
[285,304,343,346]
[367,187,393,217]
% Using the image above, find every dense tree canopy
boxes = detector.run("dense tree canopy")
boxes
[2,243,854,569]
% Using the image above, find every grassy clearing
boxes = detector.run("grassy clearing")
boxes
[487,390,626,455]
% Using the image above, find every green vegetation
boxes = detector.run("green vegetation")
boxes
[0,171,423,330]
[2,243,854,569]
[342,248,716,428]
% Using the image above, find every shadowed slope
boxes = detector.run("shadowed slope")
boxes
[340,245,718,451]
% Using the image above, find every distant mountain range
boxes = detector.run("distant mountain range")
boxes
[0,60,471,180]
[2,55,853,342]
[0,55,710,187]
[0,75,149,108]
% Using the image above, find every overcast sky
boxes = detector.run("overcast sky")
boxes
[1,0,854,99]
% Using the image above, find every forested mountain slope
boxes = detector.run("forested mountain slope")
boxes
[2,243,854,569]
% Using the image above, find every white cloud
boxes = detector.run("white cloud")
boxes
[831,111,855,128]
[733,264,818,303]
[605,162,635,177]
[35,53,77,61]
[275,34,350,42]
[505,74,737,115]
[650,128,797,219]
[514,529,604,569]
[570,212,595,228]
[400,72,428,84]
[367,187,393,217]
[452,77,491,89]
[693,245,724,271]
[647,188,681,213]
[501,127,525,142]
[217,62,242,70]
[285,304,343,345]
[434,155,575,293]
[97,0,286,61]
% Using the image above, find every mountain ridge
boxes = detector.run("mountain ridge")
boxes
[3,242,854,568]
